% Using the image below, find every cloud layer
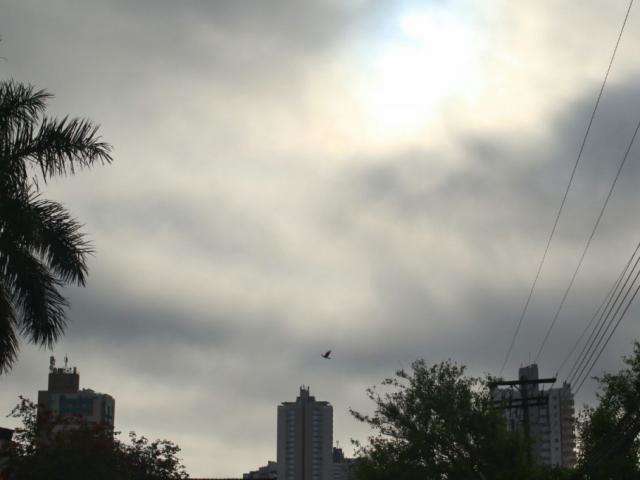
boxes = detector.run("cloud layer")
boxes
[2,0,640,476]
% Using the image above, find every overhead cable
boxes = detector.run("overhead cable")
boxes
[499,0,635,376]
[535,116,640,363]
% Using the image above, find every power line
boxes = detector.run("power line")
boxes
[554,241,638,378]
[569,239,640,391]
[571,328,640,473]
[574,283,640,395]
[565,240,640,386]
[534,115,640,363]
[560,240,640,382]
[573,265,640,395]
[499,0,635,376]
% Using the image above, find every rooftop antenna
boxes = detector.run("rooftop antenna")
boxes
[64,355,69,369]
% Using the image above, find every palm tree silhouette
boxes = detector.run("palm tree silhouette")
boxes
[0,81,112,372]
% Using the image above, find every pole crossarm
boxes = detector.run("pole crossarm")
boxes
[492,398,549,410]
[489,377,556,388]
[489,376,557,464]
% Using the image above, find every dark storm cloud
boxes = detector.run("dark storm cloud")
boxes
[45,77,640,470]
[348,77,640,242]
[56,76,640,402]
[338,76,640,388]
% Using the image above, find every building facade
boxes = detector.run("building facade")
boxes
[493,364,576,468]
[332,447,356,480]
[0,428,12,449]
[277,386,333,480]
[243,461,278,479]
[0,427,13,480]
[37,357,115,428]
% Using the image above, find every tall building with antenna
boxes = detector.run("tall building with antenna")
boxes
[277,386,333,480]
[37,356,115,429]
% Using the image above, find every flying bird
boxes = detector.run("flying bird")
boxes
[321,350,332,359]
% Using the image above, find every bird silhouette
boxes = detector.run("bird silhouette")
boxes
[321,350,332,359]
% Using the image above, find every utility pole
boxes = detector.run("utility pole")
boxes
[489,376,556,463]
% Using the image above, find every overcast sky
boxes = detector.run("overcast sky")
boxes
[2,0,640,476]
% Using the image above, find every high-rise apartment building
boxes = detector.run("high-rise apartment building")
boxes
[277,386,333,480]
[37,357,115,428]
[493,364,576,468]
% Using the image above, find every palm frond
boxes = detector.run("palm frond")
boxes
[0,236,68,347]
[0,191,92,285]
[0,80,50,130]
[0,80,112,371]
[31,116,113,179]
[0,281,18,374]
[1,115,113,186]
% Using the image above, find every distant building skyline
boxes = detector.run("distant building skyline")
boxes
[243,460,277,479]
[277,386,333,480]
[37,357,115,429]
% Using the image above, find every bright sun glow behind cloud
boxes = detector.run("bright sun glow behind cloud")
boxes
[360,6,484,135]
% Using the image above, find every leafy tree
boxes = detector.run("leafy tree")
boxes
[350,359,537,480]
[2,397,189,480]
[576,342,640,479]
[0,80,112,372]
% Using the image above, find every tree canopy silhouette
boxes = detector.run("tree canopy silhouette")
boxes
[576,341,640,479]
[0,80,112,372]
[350,359,567,480]
[1,397,188,480]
